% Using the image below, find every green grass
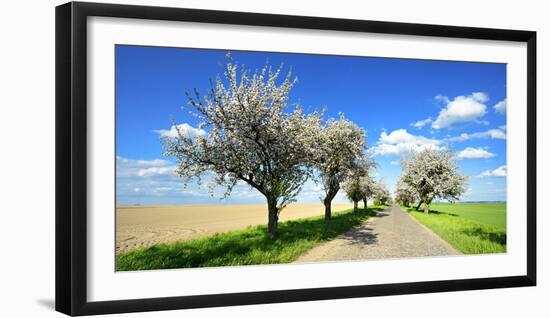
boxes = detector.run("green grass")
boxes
[116,206,385,271]
[403,203,506,254]
[429,203,506,230]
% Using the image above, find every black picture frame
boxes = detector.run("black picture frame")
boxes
[55,1,537,316]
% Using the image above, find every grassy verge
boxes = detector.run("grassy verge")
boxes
[402,203,506,254]
[116,206,385,271]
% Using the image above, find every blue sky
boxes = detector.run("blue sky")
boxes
[116,45,507,205]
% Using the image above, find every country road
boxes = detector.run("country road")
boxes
[295,205,460,263]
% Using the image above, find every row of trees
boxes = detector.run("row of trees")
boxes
[341,163,390,213]
[163,58,380,238]
[314,116,367,221]
[395,148,467,214]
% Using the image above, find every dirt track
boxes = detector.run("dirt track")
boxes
[116,203,353,254]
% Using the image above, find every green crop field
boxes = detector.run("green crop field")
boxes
[403,202,506,254]
[429,203,506,230]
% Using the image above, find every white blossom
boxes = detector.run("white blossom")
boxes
[311,114,366,220]
[400,148,467,213]
[395,177,417,207]
[372,180,391,205]
[342,157,377,212]
[162,56,321,237]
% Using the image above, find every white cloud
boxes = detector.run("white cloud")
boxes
[116,156,176,178]
[137,166,177,177]
[456,147,495,159]
[373,129,442,156]
[153,123,206,139]
[411,118,432,129]
[471,92,490,103]
[435,94,450,103]
[390,161,399,165]
[432,92,489,129]
[445,127,506,142]
[379,129,438,145]
[293,179,325,202]
[116,156,266,203]
[494,99,507,115]
[152,187,174,193]
[135,158,170,167]
[478,165,507,177]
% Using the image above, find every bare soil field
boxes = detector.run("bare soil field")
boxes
[116,203,353,254]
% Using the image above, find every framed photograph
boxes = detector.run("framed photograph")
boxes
[55,1,536,316]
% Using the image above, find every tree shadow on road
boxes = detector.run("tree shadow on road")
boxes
[335,208,390,246]
[338,226,378,246]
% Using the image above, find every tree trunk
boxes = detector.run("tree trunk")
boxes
[267,196,279,238]
[363,198,367,209]
[415,200,423,211]
[324,199,332,222]
[353,200,358,213]
[423,197,432,214]
[323,185,339,222]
